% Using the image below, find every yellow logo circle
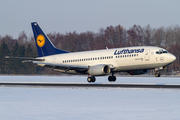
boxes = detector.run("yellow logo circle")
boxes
[36,34,45,47]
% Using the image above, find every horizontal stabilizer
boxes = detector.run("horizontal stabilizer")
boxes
[5,56,45,61]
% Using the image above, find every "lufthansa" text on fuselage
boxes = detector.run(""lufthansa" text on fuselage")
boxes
[114,48,144,55]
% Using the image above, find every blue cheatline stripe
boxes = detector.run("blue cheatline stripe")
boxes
[31,22,69,57]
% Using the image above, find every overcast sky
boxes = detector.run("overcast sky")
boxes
[1,0,180,38]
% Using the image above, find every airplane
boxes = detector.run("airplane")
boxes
[6,22,176,83]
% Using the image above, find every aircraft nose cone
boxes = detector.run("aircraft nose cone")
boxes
[168,54,176,62]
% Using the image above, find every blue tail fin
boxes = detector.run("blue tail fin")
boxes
[31,22,69,57]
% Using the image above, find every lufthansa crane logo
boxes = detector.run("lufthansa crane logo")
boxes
[36,34,45,47]
[160,57,164,62]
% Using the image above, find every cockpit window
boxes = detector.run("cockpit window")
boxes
[156,50,169,54]
[156,51,160,54]
[163,51,168,53]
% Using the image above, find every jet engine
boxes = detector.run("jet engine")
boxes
[88,64,111,76]
[127,69,148,75]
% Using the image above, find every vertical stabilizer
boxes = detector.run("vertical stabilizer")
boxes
[31,22,69,57]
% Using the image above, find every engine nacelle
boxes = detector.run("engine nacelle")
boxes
[127,69,148,75]
[88,64,111,76]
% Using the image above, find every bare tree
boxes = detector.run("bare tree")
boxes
[18,31,27,46]
[142,25,154,46]
[152,27,164,47]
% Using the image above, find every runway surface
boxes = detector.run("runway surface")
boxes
[1,76,180,120]
[1,82,180,89]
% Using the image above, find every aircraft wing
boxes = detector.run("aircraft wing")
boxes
[33,61,88,69]
[5,56,115,74]
[32,61,89,73]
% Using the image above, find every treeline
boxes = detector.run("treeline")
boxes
[0,24,179,75]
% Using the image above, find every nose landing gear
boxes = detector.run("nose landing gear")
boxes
[155,71,161,77]
[155,67,163,77]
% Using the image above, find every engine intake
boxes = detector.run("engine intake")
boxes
[88,64,111,76]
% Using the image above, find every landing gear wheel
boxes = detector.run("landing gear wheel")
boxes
[108,76,116,82]
[87,77,92,82]
[87,76,96,83]
[155,72,161,77]
[91,76,96,82]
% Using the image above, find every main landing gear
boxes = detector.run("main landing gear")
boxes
[108,72,116,82]
[87,76,96,83]
[87,72,117,83]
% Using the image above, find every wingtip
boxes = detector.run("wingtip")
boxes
[5,56,9,58]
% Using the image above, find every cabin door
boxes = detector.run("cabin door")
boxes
[145,50,150,61]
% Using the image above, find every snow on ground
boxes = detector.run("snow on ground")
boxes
[0,75,180,120]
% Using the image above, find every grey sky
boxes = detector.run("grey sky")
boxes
[0,0,180,38]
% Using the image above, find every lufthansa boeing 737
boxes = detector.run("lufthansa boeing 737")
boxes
[6,22,176,82]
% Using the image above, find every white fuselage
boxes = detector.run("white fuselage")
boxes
[37,46,176,73]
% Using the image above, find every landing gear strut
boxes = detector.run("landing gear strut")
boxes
[87,76,96,83]
[155,67,163,77]
[108,72,116,82]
